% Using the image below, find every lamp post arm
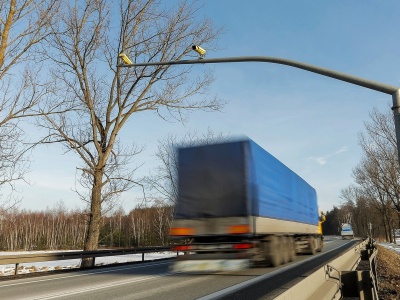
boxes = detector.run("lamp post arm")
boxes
[117,56,399,95]
[117,55,400,165]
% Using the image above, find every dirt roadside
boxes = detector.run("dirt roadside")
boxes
[376,245,400,300]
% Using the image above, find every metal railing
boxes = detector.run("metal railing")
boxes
[275,238,376,300]
[0,246,172,275]
[274,238,379,300]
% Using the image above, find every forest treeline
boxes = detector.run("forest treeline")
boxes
[1,198,398,251]
[0,204,173,251]
[322,108,400,243]
[322,204,399,241]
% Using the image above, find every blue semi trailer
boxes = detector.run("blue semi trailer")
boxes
[170,138,323,272]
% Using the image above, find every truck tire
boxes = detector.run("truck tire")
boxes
[288,237,296,261]
[308,237,316,255]
[266,236,282,267]
[281,236,290,264]
[316,237,323,252]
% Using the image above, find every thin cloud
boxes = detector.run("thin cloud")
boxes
[307,146,349,165]
[335,146,348,154]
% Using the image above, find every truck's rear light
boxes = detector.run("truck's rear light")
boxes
[170,227,195,236]
[173,245,192,251]
[233,243,254,249]
[228,224,250,234]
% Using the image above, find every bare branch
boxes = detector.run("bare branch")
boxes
[0,0,59,210]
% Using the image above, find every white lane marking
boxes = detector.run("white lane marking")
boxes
[198,240,355,300]
[0,261,170,288]
[30,273,172,300]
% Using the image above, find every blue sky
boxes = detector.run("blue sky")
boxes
[16,1,400,213]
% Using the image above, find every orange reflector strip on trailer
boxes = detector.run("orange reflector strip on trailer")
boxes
[170,227,195,236]
[228,224,250,234]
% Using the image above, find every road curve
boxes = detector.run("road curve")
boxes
[0,238,357,300]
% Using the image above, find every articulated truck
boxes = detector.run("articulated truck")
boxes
[169,139,324,272]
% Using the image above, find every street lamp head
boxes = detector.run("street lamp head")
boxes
[192,45,206,58]
[118,52,132,64]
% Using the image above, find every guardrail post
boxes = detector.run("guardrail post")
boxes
[368,248,379,299]
[142,253,144,261]
[340,238,378,300]
[341,271,374,299]
[15,263,19,275]
[91,257,95,267]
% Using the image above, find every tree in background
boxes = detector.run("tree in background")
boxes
[340,108,400,242]
[0,0,58,211]
[321,206,341,235]
[146,129,228,204]
[0,206,87,251]
[359,108,400,214]
[340,186,375,237]
[38,0,222,266]
[0,203,173,251]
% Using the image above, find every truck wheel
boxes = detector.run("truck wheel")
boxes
[288,237,296,261]
[308,237,316,255]
[267,236,282,267]
[316,237,323,252]
[281,236,290,264]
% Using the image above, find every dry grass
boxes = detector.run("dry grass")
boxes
[376,245,400,300]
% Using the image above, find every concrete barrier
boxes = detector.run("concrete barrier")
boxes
[275,239,377,300]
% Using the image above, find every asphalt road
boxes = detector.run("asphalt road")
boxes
[0,237,358,300]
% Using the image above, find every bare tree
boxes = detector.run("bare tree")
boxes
[38,0,223,266]
[340,107,400,241]
[359,108,400,213]
[153,199,172,245]
[0,0,58,210]
[340,186,375,237]
[0,0,58,79]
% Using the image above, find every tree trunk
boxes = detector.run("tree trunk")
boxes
[81,169,103,268]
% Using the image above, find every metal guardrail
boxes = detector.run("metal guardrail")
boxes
[1,241,380,299]
[0,246,171,275]
[275,238,378,300]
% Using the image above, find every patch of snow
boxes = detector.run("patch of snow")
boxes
[0,250,179,277]
[378,238,400,255]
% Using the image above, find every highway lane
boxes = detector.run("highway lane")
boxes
[0,237,358,300]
